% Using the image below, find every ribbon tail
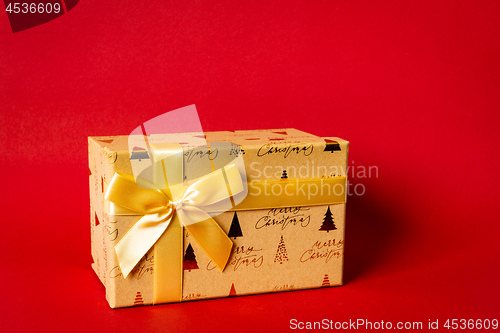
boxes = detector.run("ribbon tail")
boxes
[180,209,233,272]
[115,212,174,278]
[153,214,183,304]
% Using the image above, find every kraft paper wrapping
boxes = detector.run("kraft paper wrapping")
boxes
[88,128,348,308]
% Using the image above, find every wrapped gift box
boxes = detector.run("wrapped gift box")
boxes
[88,128,348,308]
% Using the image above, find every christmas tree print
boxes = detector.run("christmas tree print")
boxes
[319,206,337,232]
[129,146,150,161]
[133,292,144,306]
[323,139,341,153]
[274,235,289,264]
[321,274,330,287]
[228,212,243,239]
[183,243,199,272]
[281,170,288,179]
[228,283,237,297]
[94,212,100,227]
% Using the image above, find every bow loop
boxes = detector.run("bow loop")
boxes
[105,173,172,216]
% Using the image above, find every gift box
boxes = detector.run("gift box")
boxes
[88,127,348,308]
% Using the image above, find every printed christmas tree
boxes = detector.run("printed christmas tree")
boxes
[228,283,237,297]
[133,291,144,306]
[183,243,199,272]
[228,212,243,239]
[321,274,330,287]
[323,139,341,153]
[94,212,100,227]
[281,170,288,179]
[319,206,337,232]
[274,235,289,264]
[129,146,150,161]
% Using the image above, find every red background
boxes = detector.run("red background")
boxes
[1,1,499,331]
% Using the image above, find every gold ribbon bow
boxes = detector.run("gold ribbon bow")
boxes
[105,143,244,304]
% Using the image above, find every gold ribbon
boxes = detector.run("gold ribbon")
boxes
[236,177,347,211]
[105,143,348,304]
[105,143,244,304]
